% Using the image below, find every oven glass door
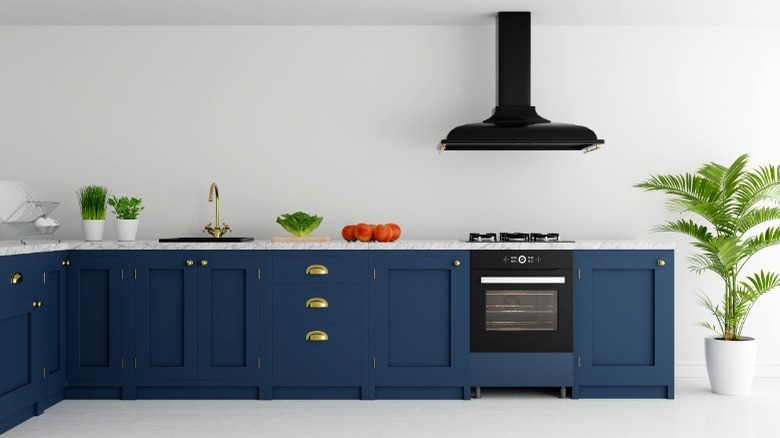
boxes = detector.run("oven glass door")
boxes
[471,270,573,352]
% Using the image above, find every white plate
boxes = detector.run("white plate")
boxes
[0,181,40,222]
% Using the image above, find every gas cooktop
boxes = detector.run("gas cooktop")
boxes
[467,232,574,243]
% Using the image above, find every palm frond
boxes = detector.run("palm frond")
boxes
[635,173,721,208]
[687,252,727,279]
[720,154,751,201]
[735,206,780,234]
[735,162,780,215]
[741,270,780,299]
[654,219,713,244]
[742,226,780,260]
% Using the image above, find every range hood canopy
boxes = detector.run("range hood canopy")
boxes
[439,12,604,152]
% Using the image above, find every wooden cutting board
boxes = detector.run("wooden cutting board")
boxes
[271,235,332,242]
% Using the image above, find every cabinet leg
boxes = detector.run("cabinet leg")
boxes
[474,386,481,399]
[560,387,567,399]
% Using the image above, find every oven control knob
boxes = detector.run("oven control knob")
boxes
[517,255,527,264]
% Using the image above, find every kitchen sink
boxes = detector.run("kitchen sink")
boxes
[159,237,255,243]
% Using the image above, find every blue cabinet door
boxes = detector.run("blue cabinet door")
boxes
[197,254,260,382]
[134,253,199,382]
[41,253,67,399]
[573,250,674,399]
[371,251,470,399]
[66,254,124,384]
[0,256,45,427]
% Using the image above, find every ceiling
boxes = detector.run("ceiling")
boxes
[1,0,780,26]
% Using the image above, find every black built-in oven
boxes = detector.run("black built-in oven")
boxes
[471,250,573,353]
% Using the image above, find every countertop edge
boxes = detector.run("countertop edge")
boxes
[0,240,675,256]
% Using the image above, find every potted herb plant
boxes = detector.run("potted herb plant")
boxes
[108,195,144,242]
[636,154,780,395]
[77,185,109,242]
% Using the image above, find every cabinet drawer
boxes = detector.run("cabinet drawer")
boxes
[272,253,365,284]
[272,323,362,381]
[272,288,362,320]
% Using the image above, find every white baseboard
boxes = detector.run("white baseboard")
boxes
[675,363,780,378]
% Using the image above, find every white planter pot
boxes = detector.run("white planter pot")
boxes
[82,219,106,242]
[115,219,139,242]
[705,335,757,396]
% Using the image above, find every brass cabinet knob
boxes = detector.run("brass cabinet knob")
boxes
[453,260,461,267]
[32,300,42,308]
[200,260,208,267]
[185,259,194,267]
[305,330,329,342]
[11,272,23,284]
[61,260,70,267]
[305,298,329,309]
[657,259,666,267]
[305,264,328,275]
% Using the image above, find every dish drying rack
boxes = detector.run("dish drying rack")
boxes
[0,200,61,243]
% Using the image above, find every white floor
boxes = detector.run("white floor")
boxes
[6,378,779,438]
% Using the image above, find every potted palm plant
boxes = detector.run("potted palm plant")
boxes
[77,185,109,242]
[108,195,144,242]
[636,154,780,395]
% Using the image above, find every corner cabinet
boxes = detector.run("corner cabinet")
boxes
[370,251,470,400]
[573,250,674,399]
[0,252,66,435]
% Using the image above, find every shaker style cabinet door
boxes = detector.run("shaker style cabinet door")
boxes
[0,257,44,425]
[573,250,674,399]
[66,254,125,384]
[370,251,470,399]
[196,254,260,382]
[134,254,199,383]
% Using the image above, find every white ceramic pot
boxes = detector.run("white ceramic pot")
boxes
[115,219,139,242]
[82,219,106,242]
[705,335,757,396]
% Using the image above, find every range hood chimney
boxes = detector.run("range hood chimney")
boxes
[439,12,604,152]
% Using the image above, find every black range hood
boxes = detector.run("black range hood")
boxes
[439,12,604,152]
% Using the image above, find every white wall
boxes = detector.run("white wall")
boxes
[2,25,780,376]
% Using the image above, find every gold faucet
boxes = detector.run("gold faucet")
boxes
[204,182,231,238]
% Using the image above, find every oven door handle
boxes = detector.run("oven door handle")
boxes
[480,276,566,284]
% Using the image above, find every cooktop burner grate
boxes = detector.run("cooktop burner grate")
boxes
[468,232,568,243]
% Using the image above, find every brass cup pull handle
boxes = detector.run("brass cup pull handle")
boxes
[657,259,666,267]
[305,298,329,309]
[305,264,328,275]
[305,330,329,342]
[11,272,23,284]
[185,259,194,267]
[200,260,208,267]
[453,260,461,267]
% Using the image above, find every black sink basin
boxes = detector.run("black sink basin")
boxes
[159,237,255,243]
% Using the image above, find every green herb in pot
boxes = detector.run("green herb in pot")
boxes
[276,211,323,237]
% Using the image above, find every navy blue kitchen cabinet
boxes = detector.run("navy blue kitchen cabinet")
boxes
[65,252,127,398]
[0,255,44,433]
[370,251,470,400]
[133,253,199,386]
[67,251,263,399]
[573,250,674,399]
[196,253,261,384]
[266,251,369,399]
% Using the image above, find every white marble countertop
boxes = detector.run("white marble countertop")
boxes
[0,239,674,256]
